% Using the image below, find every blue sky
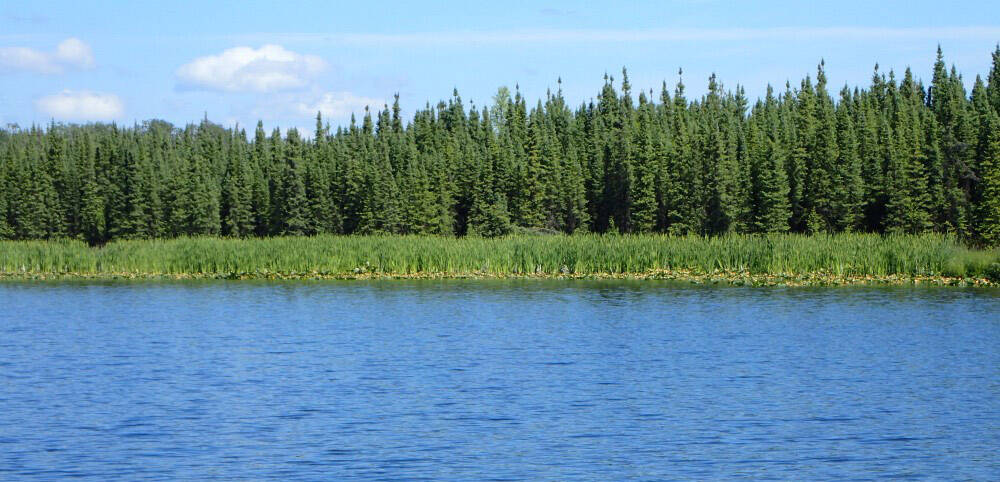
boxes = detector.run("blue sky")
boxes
[2,0,998,133]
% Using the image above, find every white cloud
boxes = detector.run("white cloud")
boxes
[294,91,382,119]
[35,90,124,121]
[0,37,94,74]
[176,45,327,92]
[0,46,57,73]
[54,38,95,69]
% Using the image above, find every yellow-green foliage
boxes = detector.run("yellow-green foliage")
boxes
[1,233,997,280]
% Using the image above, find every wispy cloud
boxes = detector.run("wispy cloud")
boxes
[2,12,48,25]
[0,37,94,74]
[250,89,383,125]
[293,91,383,118]
[538,8,577,17]
[176,45,327,93]
[229,26,1000,46]
[35,90,123,121]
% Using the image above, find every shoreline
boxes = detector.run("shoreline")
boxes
[2,269,995,287]
[3,234,997,287]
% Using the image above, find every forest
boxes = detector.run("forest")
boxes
[2,47,1000,246]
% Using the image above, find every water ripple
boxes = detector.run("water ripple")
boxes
[0,280,998,479]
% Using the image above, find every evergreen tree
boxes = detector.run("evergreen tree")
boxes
[832,87,864,231]
[75,131,105,244]
[664,71,704,235]
[1,48,999,245]
[275,129,310,235]
[978,110,1000,245]
[787,78,810,232]
[221,132,253,236]
[988,44,1000,114]
[747,86,791,232]
[885,70,933,233]
[468,134,513,237]
[701,73,741,235]
[521,108,549,229]
[0,146,11,240]
[630,93,659,233]
[806,61,838,233]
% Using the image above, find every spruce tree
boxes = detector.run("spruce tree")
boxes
[0,148,11,240]
[789,78,814,232]
[275,129,310,236]
[884,70,932,234]
[807,61,838,233]
[221,133,253,236]
[630,94,658,233]
[75,132,105,244]
[978,110,1000,245]
[468,137,512,237]
[747,86,791,233]
[664,71,703,235]
[987,44,1000,114]
[832,87,864,231]
[702,73,741,235]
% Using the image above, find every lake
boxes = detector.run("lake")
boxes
[1,281,998,479]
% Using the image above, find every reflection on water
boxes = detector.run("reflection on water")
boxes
[1,280,998,479]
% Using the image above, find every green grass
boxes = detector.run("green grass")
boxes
[1,233,998,283]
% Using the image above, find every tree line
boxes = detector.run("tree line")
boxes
[2,47,1000,245]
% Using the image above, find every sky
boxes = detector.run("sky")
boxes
[1,0,998,134]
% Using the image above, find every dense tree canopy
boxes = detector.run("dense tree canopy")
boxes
[3,47,1000,245]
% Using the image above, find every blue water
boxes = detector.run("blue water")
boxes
[1,281,998,480]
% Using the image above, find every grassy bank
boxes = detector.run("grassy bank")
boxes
[1,234,998,286]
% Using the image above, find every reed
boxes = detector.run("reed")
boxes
[1,233,997,283]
